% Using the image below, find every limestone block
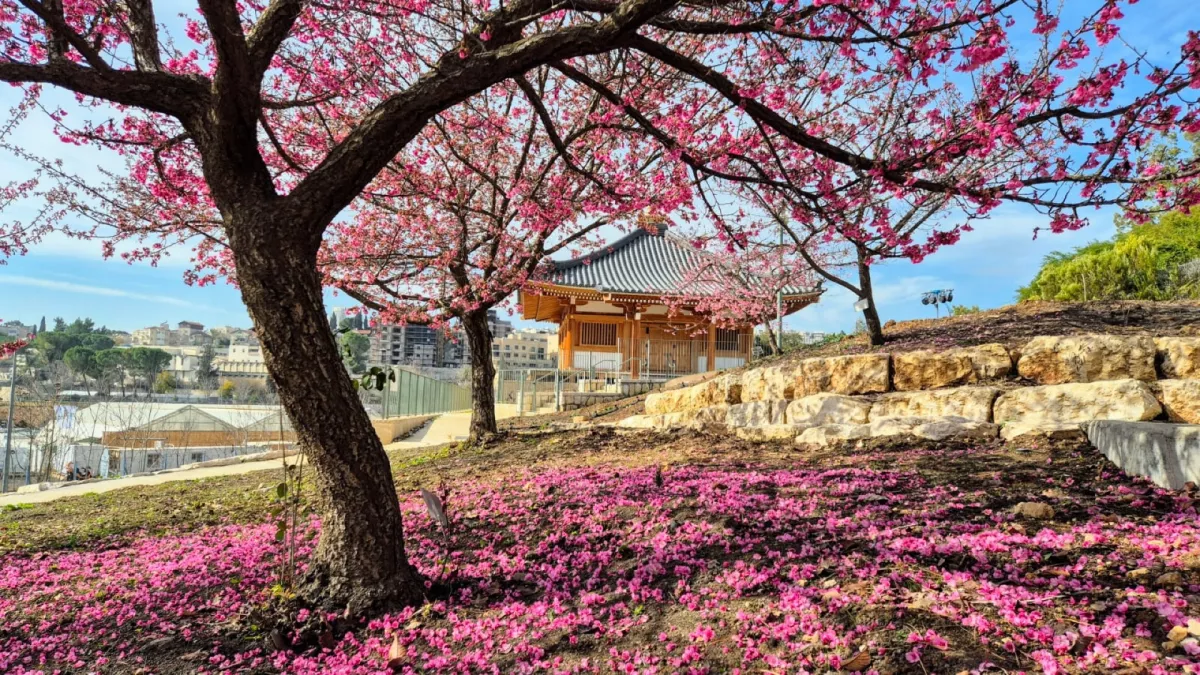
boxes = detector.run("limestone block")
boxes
[648,374,741,413]
[1159,380,1200,424]
[994,379,1162,436]
[735,424,811,442]
[725,400,788,428]
[691,405,731,427]
[868,387,1001,423]
[741,365,798,402]
[868,416,921,438]
[659,411,695,430]
[892,343,1012,391]
[795,354,891,397]
[1155,337,1200,379]
[794,423,871,447]
[785,393,871,425]
[617,415,662,429]
[913,418,1000,442]
[701,373,743,406]
[1017,335,1156,384]
[1000,421,1085,442]
[674,385,707,411]
[644,391,676,415]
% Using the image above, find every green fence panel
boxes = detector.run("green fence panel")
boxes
[383,366,470,418]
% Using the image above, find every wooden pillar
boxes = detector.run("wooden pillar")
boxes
[706,321,717,372]
[630,310,641,379]
[561,306,574,371]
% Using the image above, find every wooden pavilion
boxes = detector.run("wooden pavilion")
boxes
[519,222,821,379]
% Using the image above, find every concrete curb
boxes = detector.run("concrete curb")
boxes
[1083,420,1200,490]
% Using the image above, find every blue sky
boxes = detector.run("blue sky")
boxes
[0,2,1193,334]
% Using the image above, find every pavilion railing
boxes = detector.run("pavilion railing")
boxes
[566,335,753,379]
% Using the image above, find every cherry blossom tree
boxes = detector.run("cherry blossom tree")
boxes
[322,71,691,438]
[2,0,1200,613]
[754,189,965,346]
[663,223,822,353]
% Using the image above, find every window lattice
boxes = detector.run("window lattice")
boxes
[579,322,618,347]
[716,328,740,351]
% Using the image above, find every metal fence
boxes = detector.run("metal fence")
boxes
[496,368,663,414]
[378,367,471,418]
[569,335,754,378]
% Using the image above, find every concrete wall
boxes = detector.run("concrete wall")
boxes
[1083,420,1200,490]
[370,414,438,444]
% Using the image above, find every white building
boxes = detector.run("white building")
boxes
[0,321,34,339]
[210,326,256,346]
[493,329,557,369]
[131,321,212,347]
[215,343,270,383]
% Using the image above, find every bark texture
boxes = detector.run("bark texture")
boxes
[462,310,498,438]
[856,247,885,347]
[231,215,424,613]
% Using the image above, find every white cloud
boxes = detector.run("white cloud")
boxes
[790,272,956,334]
[0,274,209,309]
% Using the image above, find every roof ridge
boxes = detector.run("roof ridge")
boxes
[551,224,666,272]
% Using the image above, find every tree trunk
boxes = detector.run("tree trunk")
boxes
[461,309,498,438]
[760,324,781,356]
[230,222,424,614]
[855,248,885,347]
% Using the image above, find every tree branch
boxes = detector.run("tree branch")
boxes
[122,0,163,71]
[285,0,679,240]
[0,60,209,117]
[16,0,110,70]
[247,0,303,80]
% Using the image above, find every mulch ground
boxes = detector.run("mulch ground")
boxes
[0,429,1197,673]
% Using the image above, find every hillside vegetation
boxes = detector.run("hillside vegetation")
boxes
[1019,210,1200,302]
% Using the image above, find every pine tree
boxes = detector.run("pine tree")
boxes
[38,316,45,334]
[328,311,338,333]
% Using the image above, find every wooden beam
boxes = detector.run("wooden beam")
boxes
[630,311,641,379]
[706,322,717,372]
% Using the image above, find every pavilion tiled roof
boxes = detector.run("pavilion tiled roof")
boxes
[542,224,818,299]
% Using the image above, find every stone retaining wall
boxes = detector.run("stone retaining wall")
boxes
[627,335,1200,447]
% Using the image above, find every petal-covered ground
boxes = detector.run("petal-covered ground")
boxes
[1,433,1198,674]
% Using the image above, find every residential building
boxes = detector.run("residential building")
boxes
[131,322,172,346]
[131,321,212,347]
[209,326,256,346]
[518,221,821,379]
[492,329,557,369]
[175,321,211,346]
[367,310,517,370]
[488,310,514,340]
[162,345,208,385]
[440,331,469,368]
[214,343,270,383]
[0,321,34,339]
[370,324,443,368]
